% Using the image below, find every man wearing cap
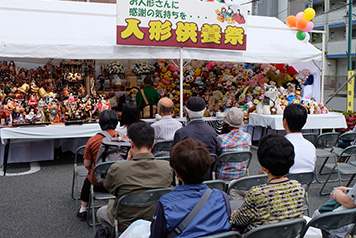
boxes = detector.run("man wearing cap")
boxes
[151,97,182,156]
[216,107,251,180]
[173,96,217,154]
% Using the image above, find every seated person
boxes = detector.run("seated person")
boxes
[216,107,251,180]
[313,184,356,238]
[231,134,304,234]
[151,97,182,157]
[149,138,231,237]
[96,122,173,233]
[77,109,119,221]
[283,103,316,173]
[338,125,356,149]
[118,102,141,138]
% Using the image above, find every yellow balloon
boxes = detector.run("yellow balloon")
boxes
[303,8,315,21]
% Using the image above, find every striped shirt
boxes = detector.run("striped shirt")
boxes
[231,179,304,233]
[151,115,183,143]
[151,115,182,157]
[216,129,251,180]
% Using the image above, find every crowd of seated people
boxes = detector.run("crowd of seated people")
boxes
[76,95,345,238]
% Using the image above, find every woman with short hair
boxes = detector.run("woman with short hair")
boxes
[231,134,304,234]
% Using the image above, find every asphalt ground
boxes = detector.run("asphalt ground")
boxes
[1,146,348,238]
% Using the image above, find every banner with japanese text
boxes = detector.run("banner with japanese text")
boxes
[117,0,248,51]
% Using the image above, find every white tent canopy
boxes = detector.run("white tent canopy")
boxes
[0,0,321,63]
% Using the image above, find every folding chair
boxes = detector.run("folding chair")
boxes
[203,180,228,192]
[155,156,170,161]
[88,161,116,234]
[314,132,339,183]
[198,231,241,238]
[300,208,356,238]
[302,133,317,145]
[320,145,356,195]
[244,218,306,238]
[71,145,86,207]
[210,153,218,180]
[287,172,314,216]
[152,141,173,157]
[113,188,172,238]
[332,132,356,157]
[213,151,252,181]
[227,174,268,211]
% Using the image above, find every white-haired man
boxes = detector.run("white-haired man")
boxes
[173,97,217,154]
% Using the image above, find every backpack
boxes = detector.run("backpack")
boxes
[95,131,126,184]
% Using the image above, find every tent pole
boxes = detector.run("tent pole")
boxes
[180,47,183,118]
[321,30,326,103]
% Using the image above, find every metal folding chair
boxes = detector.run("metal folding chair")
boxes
[210,153,218,180]
[332,132,356,157]
[152,141,173,157]
[227,174,268,211]
[113,188,172,238]
[320,145,356,195]
[213,151,252,181]
[155,156,170,161]
[88,161,116,234]
[71,145,87,207]
[244,218,306,238]
[203,180,228,192]
[302,133,317,145]
[198,231,241,238]
[314,132,339,183]
[300,208,356,238]
[287,172,314,216]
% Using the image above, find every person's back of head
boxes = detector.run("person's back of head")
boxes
[99,109,119,131]
[120,102,141,127]
[257,134,295,176]
[185,97,206,119]
[158,97,174,116]
[283,103,307,132]
[144,75,153,86]
[127,121,155,150]
[170,138,213,184]
[222,107,244,132]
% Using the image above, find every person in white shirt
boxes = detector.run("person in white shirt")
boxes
[151,97,182,156]
[283,104,316,173]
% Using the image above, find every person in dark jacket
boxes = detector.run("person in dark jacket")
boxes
[173,96,217,154]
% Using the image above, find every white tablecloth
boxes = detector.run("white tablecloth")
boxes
[248,112,347,130]
[248,112,347,141]
[0,123,105,164]
[0,118,224,164]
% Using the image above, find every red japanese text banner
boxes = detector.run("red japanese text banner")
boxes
[116,0,248,51]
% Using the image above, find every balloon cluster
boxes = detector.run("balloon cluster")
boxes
[286,8,315,42]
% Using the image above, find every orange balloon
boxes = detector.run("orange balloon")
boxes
[286,15,297,28]
[296,18,308,30]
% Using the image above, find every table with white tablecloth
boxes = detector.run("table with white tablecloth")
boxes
[0,123,106,167]
[0,117,225,176]
[248,112,347,140]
